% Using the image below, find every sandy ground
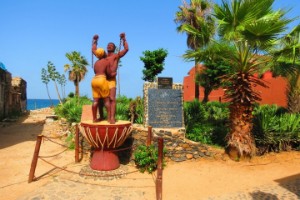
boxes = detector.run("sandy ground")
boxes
[0,108,299,200]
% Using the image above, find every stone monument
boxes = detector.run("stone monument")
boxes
[143,77,184,129]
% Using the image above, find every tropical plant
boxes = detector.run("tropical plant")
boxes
[140,48,168,82]
[115,101,130,121]
[64,51,89,97]
[184,100,229,146]
[41,67,53,106]
[129,96,144,124]
[184,99,206,127]
[252,105,300,153]
[183,41,234,103]
[54,96,92,123]
[211,0,294,159]
[175,0,215,99]
[271,24,300,113]
[57,74,67,100]
[197,60,231,103]
[134,144,166,173]
[47,61,63,104]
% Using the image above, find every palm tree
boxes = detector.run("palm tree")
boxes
[175,0,215,100]
[271,24,300,113]
[47,61,63,104]
[41,68,53,106]
[64,51,89,97]
[57,74,67,100]
[213,0,293,159]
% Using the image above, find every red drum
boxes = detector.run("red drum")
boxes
[79,120,132,171]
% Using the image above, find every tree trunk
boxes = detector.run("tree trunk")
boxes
[46,84,53,107]
[75,80,79,97]
[225,104,256,161]
[288,89,300,113]
[194,63,200,100]
[202,87,212,103]
[287,74,300,113]
[54,81,63,104]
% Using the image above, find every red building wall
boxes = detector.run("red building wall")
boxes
[183,66,288,107]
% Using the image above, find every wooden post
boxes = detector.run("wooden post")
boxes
[75,124,79,163]
[156,137,163,200]
[147,126,152,146]
[28,134,43,183]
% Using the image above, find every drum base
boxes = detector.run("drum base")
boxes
[90,150,120,171]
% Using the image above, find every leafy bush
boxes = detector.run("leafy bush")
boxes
[186,124,214,144]
[134,144,166,173]
[65,132,75,149]
[184,100,229,146]
[205,101,230,121]
[115,95,144,124]
[129,96,144,124]
[54,96,92,123]
[253,105,300,153]
[116,97,130,121]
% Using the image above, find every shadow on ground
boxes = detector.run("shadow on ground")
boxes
[0,113,44,149]
[275,173,300,197]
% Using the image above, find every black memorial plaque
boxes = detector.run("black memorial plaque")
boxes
[158,77,173,89]
[148,88,183,128]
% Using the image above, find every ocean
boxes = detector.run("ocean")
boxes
[27,99,60,110]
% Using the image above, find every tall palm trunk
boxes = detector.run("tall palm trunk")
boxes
[226,104,256,160]
[224,70,262,159]
[75,80,79,97]
[194,62,200,100]
[287,73,300,113]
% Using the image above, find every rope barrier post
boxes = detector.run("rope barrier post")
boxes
[28,134,43,183]
[75,124,79,163]
[156,137,164,200]
[147,126,152,146]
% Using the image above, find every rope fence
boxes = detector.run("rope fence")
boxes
[28,125,164,200]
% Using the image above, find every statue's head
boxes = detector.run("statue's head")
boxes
[94,48,106,59]
[107,42,116,53]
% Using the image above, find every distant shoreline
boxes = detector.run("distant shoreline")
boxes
[27,99,59,111]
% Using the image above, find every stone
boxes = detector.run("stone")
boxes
[186,154,194,159]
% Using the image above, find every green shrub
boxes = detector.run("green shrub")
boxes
[54,96,92,123]
[205,101,230,121]
[54,95,144,124]
[184,100,229,146]
[253,104,300,153]
[65,132,75,149]
[129,96,144,124]
[186,124,214,144]
[134,144,166,173]
[116,102,130,121]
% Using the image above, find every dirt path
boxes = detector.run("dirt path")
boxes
[0,108,299,200]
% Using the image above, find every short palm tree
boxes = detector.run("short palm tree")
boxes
[175,0,215,100]
[213,0,293,159]
[64,51,89,97]
[271,24,300,113]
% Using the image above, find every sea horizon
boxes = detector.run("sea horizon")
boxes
[27,99,60,110]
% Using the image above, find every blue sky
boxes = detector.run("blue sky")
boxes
[1,0,299,99]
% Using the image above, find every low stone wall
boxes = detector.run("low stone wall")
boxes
[132,125,215,162]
